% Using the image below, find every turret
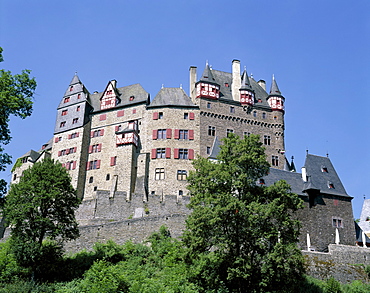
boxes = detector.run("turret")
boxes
[100,80,120,110]
[239,68,255,106]
[267,75,285,112]
[195,62,220,100]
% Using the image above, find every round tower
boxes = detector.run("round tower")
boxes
[267,75,285,112]
[195,62,220,100]
[239,68,255,106]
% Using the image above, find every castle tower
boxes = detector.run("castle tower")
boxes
[267,75,285,112]
[52,74,92,199]
[239,68,255,107]
[195,63,220,100]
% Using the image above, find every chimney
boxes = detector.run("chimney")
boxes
[257,79,266,91]
[111,79,117,88]
[189,66,197,101]
[232,59,241,101]
[301,167,307,182]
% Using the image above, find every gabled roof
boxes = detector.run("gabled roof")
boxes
[148,87,196,108]
[263,168,306,196]
[208,136,221,160]
[89,83,149,111]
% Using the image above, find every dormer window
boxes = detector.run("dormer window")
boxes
[77,94,81,99]
[64,97,70,103]
[322,166,328,173]
[328,182,335,189]
[259,179,265,185]
[69,86,73,91]
[225,83,229,87]
[129,96,135,101]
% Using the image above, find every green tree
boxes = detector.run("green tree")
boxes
[0,47,36,197]
[4,158,80,279]
[183,134,305,292]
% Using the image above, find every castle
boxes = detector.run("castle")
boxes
[9,59,359,253]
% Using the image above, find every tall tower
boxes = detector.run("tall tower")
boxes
[52,74,92,199]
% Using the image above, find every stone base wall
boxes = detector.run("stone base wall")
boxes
[303,244,370,283]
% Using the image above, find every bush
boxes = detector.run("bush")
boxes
[325,277,342,293]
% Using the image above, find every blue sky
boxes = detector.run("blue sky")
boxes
[1,1,369,218]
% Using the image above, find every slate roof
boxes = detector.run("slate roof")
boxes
[148,87,197,108]
[38,137,53,153]
[20,149,40,163]
[240,69,253,91]
[208,136,221,160]
[89,83,149,112]
[269,76,282,96]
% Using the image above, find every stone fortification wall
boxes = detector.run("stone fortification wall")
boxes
[303,244,370,283]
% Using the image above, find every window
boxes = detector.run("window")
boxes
[94,186,98,191]
[226,129,234,137]
[129,96,135,101]
[262,112,266,119]
[158,112,163,119]
[179,190,183,196]
[87,160,100,170]
[65,161,76,170]
[184,113,189,119]
[156,148,166,159]
[328,182,335,189]
[253,111,257,117]
[64,97,70,103]
[70,132,79,139]
[60,121,66,127]
[72,118,79,124]
[332,217,343,228]
[117,110,124,117]
[62,110,68,116]
[225,83,229,87]
[244,132,250,137]
[322,167,328,173]
[132,108,136,114]
[274,116,277,120]
[91,129,104,137]
[90,144,101,153]
[106,174,110,181]
[100,114,106,121]
[69,147,76,154]
[207,102,211,109]
[155,168,165,180]
[89,176,93,183]
[158,129,167,139]
[179,130,188,139]
[76,106,81,111]
[207,146,211,154]
[69,86,73,91]
[259,178,265,185]
[272,155,279,166]
[230,106,235,113]
[13,174,16,181]
[179,149,188,159]
[177,170,187,180]
[208,126,215,136]
[21,157,28,163]
[78,94,81,99]
[110,156,117,166]
[264,135,271,145]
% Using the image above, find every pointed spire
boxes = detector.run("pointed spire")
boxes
[70,73,81,86]
[199,62,215,83]
[269,75,281,96]
[240,68,253,91]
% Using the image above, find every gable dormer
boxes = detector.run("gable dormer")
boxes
[100,80,120,110]
[195,63,220,100]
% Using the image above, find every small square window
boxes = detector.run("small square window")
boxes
[184,113,189,119]
[76,106,81,111]
[328,182,335,189]
[64,97,70,103]
[155,168,165,180]
[225,83,229,87]
[262,112,266,119]
[322,167,328,173]
[226,129,234,137]
[207,103,211,109]
[158,112,163,119]
[62,110,68,116]
[60,121,66,127]
[253,111,257,117]
[72,118,79,124]
[177,170,187,180]
[230,106,235,113]
[206,146,211,154]
[259,179,265,185]
[129,96,135,101]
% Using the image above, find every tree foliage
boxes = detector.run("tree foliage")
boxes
[0,47,36,196]
[183,134,305,292]
[4,158,80,278]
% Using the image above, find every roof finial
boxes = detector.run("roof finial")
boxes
[75,71,77,76]
[161,84,164,89]
[364,194,366,200]
[180,84,182,89]
[291,155,294,162]
[244,66,246,71]
[272,74,275,80]
[306,149,309,155]
[206,60,208,66]
[326,152,329,158]
[250,73,253,79]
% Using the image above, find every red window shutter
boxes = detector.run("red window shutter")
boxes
[132,109,136,114]
[174,129,179,139]
[110,157,115,166]
[189,149,194,159]
[90,131,94,138]
[152,130,157,140]
[174,148,179,159]
[166,148,171,158]
[115,126,119,132]
[74,147,77,153]
[66,149,70,155]
[89,145,93,153]
[62,163,66,168]
[54,137,58,143]
[98,144,102,152]
[58,151,61,157]
[189,130,194,140]
[100,129,105,136]
[100,114,106,121]
[151,149,157,159]
[72,161,76,170]
[96,160,101,169]
[76,132,79,137]
[153,112,158,120]
[66,162,70,169]
[68,134,71,139]
[189,112,195,120]
[86,162,90,170]
[166,129,172,139]
[117,110,124,117]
